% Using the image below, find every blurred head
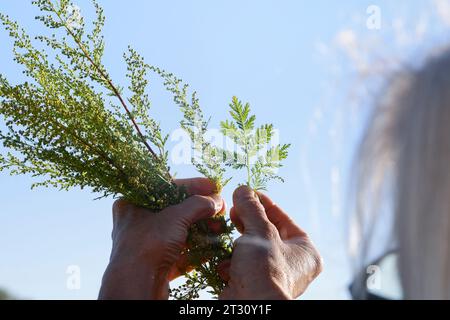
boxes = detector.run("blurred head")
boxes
[351,47,450,299]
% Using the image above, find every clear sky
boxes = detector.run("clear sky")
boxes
[1,0,449,300]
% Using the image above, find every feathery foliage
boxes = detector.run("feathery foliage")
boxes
[221,97,290,191]
[0,0,289,300]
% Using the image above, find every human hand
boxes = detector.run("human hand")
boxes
[218,186,322,300]
[98,177,224,300]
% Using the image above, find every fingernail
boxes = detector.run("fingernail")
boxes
[211,194,224,213]
[216,199,226,216]
[234,185,257,201]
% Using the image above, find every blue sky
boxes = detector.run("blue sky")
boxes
[1,0,450,299]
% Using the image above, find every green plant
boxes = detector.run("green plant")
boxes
[221,97,290,191]
[0,0,289,299]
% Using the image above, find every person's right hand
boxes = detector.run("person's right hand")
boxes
[218,186,322,300]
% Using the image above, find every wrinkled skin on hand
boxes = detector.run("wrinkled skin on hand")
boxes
[99,181,322,300]
[99,177,224,300]
[218,186,322,300]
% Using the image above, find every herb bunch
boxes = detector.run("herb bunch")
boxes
[0,0,289,300]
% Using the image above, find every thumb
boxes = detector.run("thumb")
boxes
[257,192,307,240]
[166,194,224,227]
[232,185,273,237]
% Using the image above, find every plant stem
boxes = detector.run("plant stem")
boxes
[244,133,251,187]
[51,4,166,174]
[246,154,251,187]
[28,88,130,184]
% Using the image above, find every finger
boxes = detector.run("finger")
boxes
[257,192,307,240]
[174,177,218,196]
[216,198,227,217]
[232,185,274,237]
[111,198,143,226]
[229,207,244,234]
[112,198,134,215]
[166,193,224,226]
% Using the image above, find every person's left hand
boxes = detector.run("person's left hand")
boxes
[98,177,224,300]
[217,186,322,300]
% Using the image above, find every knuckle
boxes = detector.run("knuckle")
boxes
[112,199,127,214]
[250,219,277,240]
[264,223,279,240]
[112,199,130,223]
[236,199,267,222]
[238,197,261,211]
[234,235,271,255]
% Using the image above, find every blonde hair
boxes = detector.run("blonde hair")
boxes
[351,47,450,299]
